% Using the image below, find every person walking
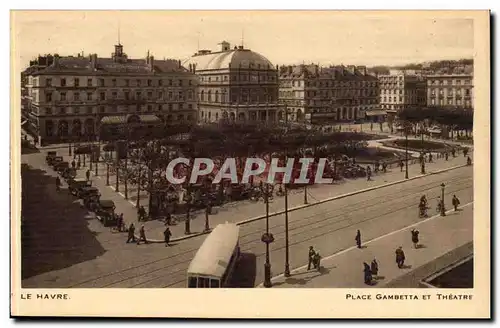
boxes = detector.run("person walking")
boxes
[452,195,461,211]
[126,223,136,243]
[163,227,172,247]
[370,259,379,278]
[85,169,91,181]
[411,229,420,249]
[355,230,362,249]
[307,246,316,271]
[395,246,406,268]
[71,160,76,169]
[137,225,148,245]
[445,152,449,161]
[399,160,404,172]
[363,262,372,285]
[366,166,372,181]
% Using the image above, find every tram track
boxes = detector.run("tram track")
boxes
[68,172,472,288]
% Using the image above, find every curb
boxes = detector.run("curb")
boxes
[140,163,470,244]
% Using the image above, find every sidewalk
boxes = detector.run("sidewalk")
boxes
[266,203,473,288]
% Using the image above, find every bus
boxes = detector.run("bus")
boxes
[187,223,240,288]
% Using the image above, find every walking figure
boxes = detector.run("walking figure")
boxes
[452,148,456,157]
[366,166,372,181]
[463,147,469,157]
[466,156,472,166]
[55,176,61,192]
[395,246,406,268]
[71,160,76,169]
[452,195,461,211]
[85,169,90,181]
[445,152,449,161]
[77,159,81,169]
[137,206,147,222]
[399,160,404,172]
[411,229,420,249]
[382,162,387,173]
[355,230,362,249]
[137,225,148,245]
[126,223,136,243]
[371,259,379,278]
[363,262,372,285]
[164,227,172,247]
[428,153,433,163]
[307,246,316,270]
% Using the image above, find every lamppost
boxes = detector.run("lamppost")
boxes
[261,182,274,288]
[420,122,426,174]
[284,181,290,277]
[204,201,211,232]
[304,184,308,204]
[405,124,409,179]
[184,188,192,235]
[105,161,110,186]
[440,183,446,216]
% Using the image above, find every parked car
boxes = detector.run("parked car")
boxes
[45,151,57,165]
[54,161,70,173]
[95,200,117,227]
[80,186,100,202]
[68,178,92,197]
[49,156,64,167]
[62,167,77,181]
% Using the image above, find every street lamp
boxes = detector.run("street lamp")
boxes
[284,181,290,277]
[440,183,446,216]
[261,182,274,288]
[184,188,192,235]
[405,125,409,179]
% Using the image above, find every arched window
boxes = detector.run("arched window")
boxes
[72,119,82,137]
[200,90,205,102]
[58,120,69,137]
[45,120,54,137]
[215,91,219,103]
[207,90,212,102]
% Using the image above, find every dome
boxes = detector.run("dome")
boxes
[183,48,275,71]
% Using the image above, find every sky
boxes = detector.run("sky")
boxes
[11,11,474,71]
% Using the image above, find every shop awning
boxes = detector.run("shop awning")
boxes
[365,110,387,117]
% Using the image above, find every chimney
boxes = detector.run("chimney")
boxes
[149,55,155,72]
[178,60,181,68]
[90,54,98,70]
[53,54,60,66]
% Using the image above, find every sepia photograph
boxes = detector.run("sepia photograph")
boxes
[10,9,490,318]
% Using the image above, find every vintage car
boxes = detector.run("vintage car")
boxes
[68,178,92,196]
[80,186,100,201]
[62,167,77,181]
[95,200,117,227]
[50,156,64,167]
[54,161,70,174]
[45,151,57,165]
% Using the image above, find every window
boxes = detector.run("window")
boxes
[60,92,66,101]
[74,92,80,101]
[188,277,197,288]
[399,97,403,102]
[100,92,106,101]
[87,107,93,114]
[179,91,184,100]
[99,106,105,113]
[168,80,172,86]
[46,92,52,102]
[112,79,117,87]
[456,80,461,85]
[179,103,184,110]
[99,79,105,87]
[168,92,173,100]
[136,91,141,99]
[188,104,193,110]
[74,107,80,114]
[465,89,470,96]
[46,108,52,115]
[158,104,162,111]
[136,105,141,112]
[87,78,92,86]
[158,92,163,100]
[61,78,66,87]
[46,79,52,87]
[189,80,193,86]
[147,92,153,100]
[147,105,152,111]
[136,79,142,87]
[148,79,152,87]
[125,91,130,100]
[87,93,92,101]
[168,104,173,111]
[159,80,163,86]
[112,92,117,99]
[74,78,79,87]
[59,107,66,114]
[125,79,130,87]
[210,279,219,288]
[188,91,193,100]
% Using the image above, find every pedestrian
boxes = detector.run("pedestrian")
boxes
[419,153,424,164]
[55,176,61,192]
[71,160,76,169]
[382,162,387,173]
[355,230,362,248]
[371,259,379,277]
[411,229,420,249]
[463,147,468,157]
[86,169,90,181]
[429,153,433,163]
[164,227,172,247]
[445,152,449,161]
[137,225,148,245]
[363,262,372,285]
[452,195,460,211]
[399,160,404,172]
[77,158,81,169]
[126,223,136,243]
[165,211,172,225]
[452,148,456,157]
[395,246,406,268]
[366,166,371,181]
[467,156,472,166]
[307,246,316,270]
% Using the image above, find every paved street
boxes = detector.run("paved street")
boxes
[24,139,470,243]
[21,160,472,288]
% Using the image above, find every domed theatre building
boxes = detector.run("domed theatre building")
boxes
[183,41,283,123]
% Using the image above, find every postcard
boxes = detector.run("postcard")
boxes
[10,10,490,318]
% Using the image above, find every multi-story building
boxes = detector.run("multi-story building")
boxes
[378,69,427,112]
[278,64,379,123]
[183,41,283,123]
[426,74,474,109]
[21,43,198,145]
